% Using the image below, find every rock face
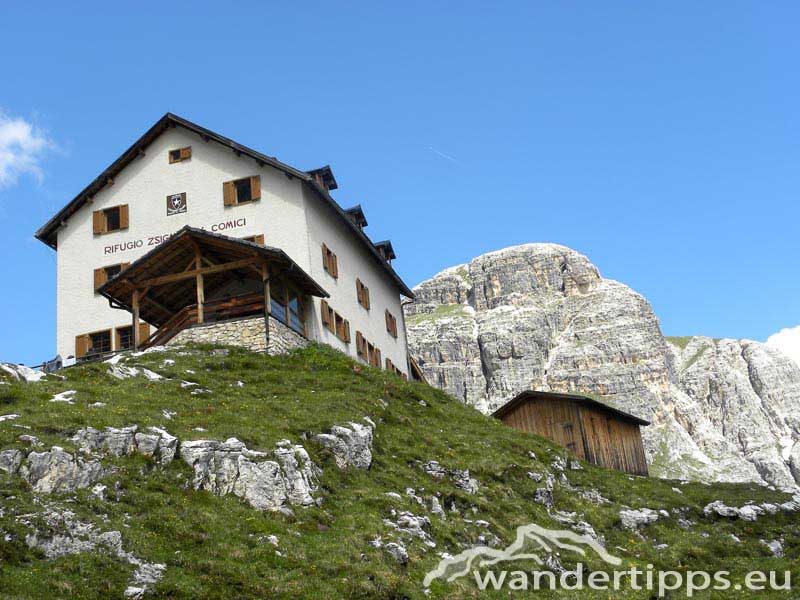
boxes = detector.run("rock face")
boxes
[312,418,375,469]
[404,244,800,488]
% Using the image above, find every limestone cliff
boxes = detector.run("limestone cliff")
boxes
[404,244,800,489]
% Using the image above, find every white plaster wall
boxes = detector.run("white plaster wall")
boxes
[56,127,309,357]
[302,187,410,376]
[53,125,410,374]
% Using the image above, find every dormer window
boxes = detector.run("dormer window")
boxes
[169,147,192,163]
[224,176,261,206]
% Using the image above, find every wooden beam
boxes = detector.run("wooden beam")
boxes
[262,263,271,350]
[135,257,262,289]
[132,290,141,350]
[195,247,204,324]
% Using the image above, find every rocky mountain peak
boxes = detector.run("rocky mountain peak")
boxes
[404,244,800,490]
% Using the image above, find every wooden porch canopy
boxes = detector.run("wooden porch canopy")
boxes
[98,226,327,348]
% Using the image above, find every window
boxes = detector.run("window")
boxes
[288,290,304,334]
[269,281,306,335]
[115,323,151,350]
[93,205,129,235]
[169,146,192,163]
[321,243,338,278]
[320,300,350,343]
[94,262,130,291]
[270,281,287,326]
[385,358,406,379]
[242,234,265,245]
[223,176,261,206]
[385,309,398,338]
[75,329,112,358]
[356,279,370,310]
[355,331,380,367]
[116,326,134,351]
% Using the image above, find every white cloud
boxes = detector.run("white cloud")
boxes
[766,325,800,368]
[0,109,54,189]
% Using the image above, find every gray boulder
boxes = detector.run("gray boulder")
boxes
[313,418,374,469]
[19,447,104,493]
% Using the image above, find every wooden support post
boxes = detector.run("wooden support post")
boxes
[262,262,271,351]
[195,247,204,324]
[132,289,141,350]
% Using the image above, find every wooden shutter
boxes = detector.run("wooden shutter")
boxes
[93,210,104,235]
[94,268,107,291]
[121,262,130,272]
[119,205,130,230]
[321,244,329,273]
[115,328,122,351]
[180,146,192,160]
[331,252,338,278]
[375,348,382,368]
[320,300,330,328]
[356,279,363,306]
[343,320,351,343]
[139,323,151,344]
[75,334,89,359]
[252,234,265,246]
[363,284,369,309]
[223,181,236,206]
[356,331,364,357]
[250,176,261,201]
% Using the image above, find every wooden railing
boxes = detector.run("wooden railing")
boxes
[140,292,265,349]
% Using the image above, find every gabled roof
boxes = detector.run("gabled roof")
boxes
[98,226,327,327]
[35,112,414,298]
[306,165,338,191]
[344,204,368,228]
[374,240,396,261]
[491,390,650,426]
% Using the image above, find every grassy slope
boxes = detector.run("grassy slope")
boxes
[0,344,797,599]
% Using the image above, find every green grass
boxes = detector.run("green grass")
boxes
[665,336,694,350]
[407,304,471,325]
[0,344,797,599]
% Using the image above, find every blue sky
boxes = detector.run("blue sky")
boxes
[1,2,798,365]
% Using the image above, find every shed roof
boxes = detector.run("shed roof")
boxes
[97,226,327,327]
[491,390,650,426]
[35,112,413,298]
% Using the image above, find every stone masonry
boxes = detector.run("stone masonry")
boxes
[167,316,308,355]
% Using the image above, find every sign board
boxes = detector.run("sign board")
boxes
[166,192,187,216]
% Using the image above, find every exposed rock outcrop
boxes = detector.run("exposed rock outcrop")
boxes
[312,417,375,469]
[405,244,800,488]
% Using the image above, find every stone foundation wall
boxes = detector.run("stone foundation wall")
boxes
[167,316,308,355]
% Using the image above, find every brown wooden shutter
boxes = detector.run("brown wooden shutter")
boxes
[375,348,382,368]
[356,331,364,357]
[343,320,351,343]
[321,244,328,272]
[363,285,370,309]
[250,175,261,201]
[180,146,192,160]
[75,334,89,359]
[252,234,265,245]
[223,181,236,206]
[139,323,151,344]
[115,328,122,351]
[331,253,338,278]
[94,268,106,291]
[119,205,130,229]
[121,262,130,272]
[356,279,363,306]
[320,300,330,327]
[93,210,104,235]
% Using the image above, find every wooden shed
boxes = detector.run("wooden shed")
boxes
[492,391,650,476]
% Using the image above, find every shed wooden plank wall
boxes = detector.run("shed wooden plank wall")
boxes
[498,398,648,476]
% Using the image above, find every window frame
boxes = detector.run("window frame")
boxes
[93,204,129,235]
[94,262,130,292]
[321,243,339,279]
[356,278,371,310]
[168,146,192,163]
[223,176,261,206]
